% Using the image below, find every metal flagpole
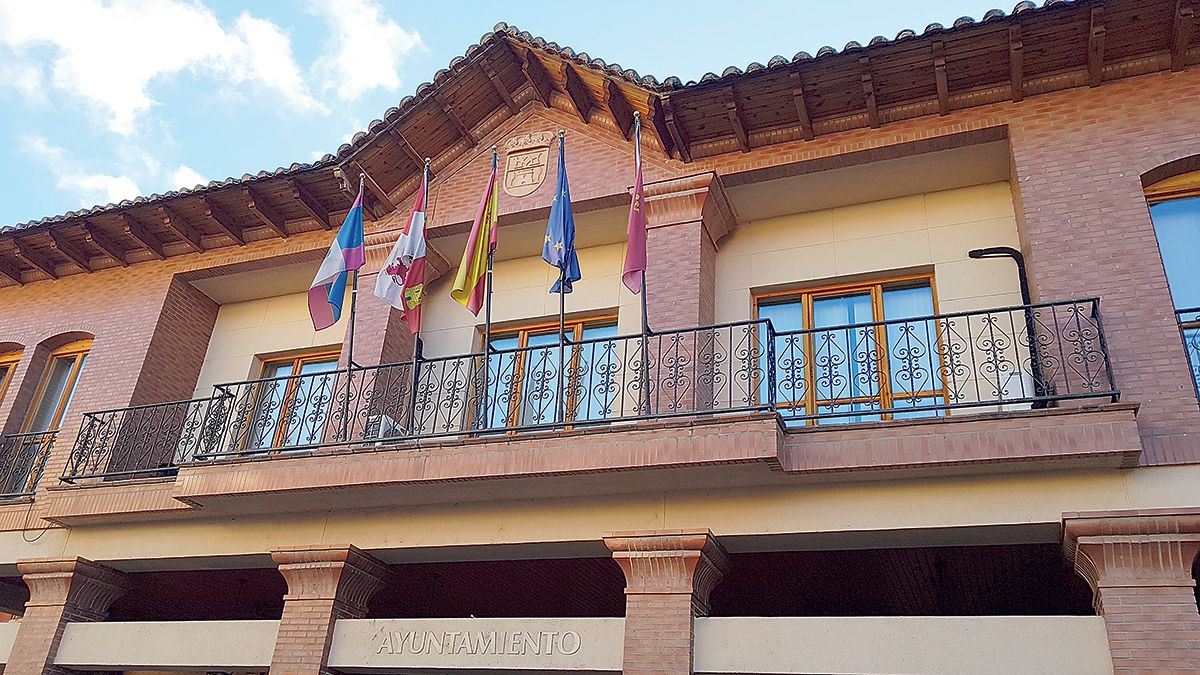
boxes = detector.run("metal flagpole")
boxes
[341,175,365,443]
[634,113,652,414]
[480,147,498,431]
[556,266,567,425]
[407,160,432,434]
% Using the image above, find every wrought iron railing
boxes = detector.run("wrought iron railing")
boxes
[1176,307,1200,402]
[62,299,1118,481]
[0,431,56,497]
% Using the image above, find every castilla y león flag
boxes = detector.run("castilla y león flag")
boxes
[373,166,429,333]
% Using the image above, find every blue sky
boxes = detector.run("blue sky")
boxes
[0,0,1005,227]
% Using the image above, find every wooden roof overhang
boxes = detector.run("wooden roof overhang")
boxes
[1,0,1195,288]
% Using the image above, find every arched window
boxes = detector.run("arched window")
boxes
[1146,170,1200,398]
[0,348,20,407]
[23,338,91,433]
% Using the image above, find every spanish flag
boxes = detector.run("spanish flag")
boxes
[451,151,499,315]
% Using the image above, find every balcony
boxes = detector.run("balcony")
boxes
[60,298,1121,485]
[0,431,55,499]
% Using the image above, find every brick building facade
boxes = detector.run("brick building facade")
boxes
[0,0,1199,672]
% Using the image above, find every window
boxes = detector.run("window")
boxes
[1146,170,1200,398]
[23,340,90,433]
[756,276,945,425]
[0,350,20,407]
[245,350,341,449]
[482,317,618,429]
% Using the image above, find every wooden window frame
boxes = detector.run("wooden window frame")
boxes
[1145,170,1200,205]
[753,274,948,424]
[252,348,343,449]
[21,339,92,434]
[486,314,619,428]
[0,350,20,408]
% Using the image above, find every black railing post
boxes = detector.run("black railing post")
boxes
[765,319,778,410]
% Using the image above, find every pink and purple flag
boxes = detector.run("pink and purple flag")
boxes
[308,182,366,331]
[622,113,647,293]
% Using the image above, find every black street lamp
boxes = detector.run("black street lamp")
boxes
[967,246,1049,406]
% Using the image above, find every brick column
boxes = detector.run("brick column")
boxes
[643,173,733,331]
[9,557,130,675]
[270,544,390,675]
[605,529,729,675]
[1063,508,1200,673]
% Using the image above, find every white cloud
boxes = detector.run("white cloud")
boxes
[19,135,141,206]
[309,0,423,101]
[169,164,207,190]
[0,0,323,135]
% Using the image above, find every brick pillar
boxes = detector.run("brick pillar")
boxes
[270,544,390,675]
[1063,509,1200,673]
[643,173,733,331]
[9,558,130,675]
[605,529,729,675]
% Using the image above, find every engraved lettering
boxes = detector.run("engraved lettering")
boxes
[509,631,524,655]
[560,630,581,655]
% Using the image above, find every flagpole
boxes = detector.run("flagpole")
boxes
[480,147,498,431]
[556,266,567,425]
[342,175,365,443]
[407,160,432,435]
[632,112,652,415]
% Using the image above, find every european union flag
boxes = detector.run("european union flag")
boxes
[542,134,581,293]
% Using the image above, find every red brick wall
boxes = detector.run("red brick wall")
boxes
[130,275,219,405]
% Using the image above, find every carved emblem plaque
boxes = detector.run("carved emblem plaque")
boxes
[502,132,554,197]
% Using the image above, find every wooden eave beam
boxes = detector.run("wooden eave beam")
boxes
[0,252,22,285]
[14,240,57,279]
[480,53,519,114]
[244,187,289,239]
[561,63,595,123]
[82,221,128,267]
[200,197,245,245]
[1009,24,1024,102]
[433,92,478,145]
[121,214,165,260]
[933,41,950,115]
[860,56,880,128]
[723,86,751,153]
[157,205,203,253]
[789,71,815,141]
[661,94,692,162]
[1172,0,1195,71]
[387,128,426,171]
[518,48,554,107]
[647,95,676,159]
[290,179,332,230]
[349,161,398,214]
[1088,5,1106,87]
[48,230,93,272]
[604,79,635,140]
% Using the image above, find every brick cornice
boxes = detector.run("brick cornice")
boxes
[605,529,729,615]
[272,544,390,614]
[16,557,130,617]
[643,172,736,247]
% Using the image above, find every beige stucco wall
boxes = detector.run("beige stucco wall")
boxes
[54,620,278,670]
[192,291,347,397]
[693,616,1112,674]
[716,182,1024,322]
[4,463,1199,568]
[420,241,640,359]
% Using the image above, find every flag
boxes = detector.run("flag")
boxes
[308,181,366,331]
[450,152,499,314]
[373,165,429,333]
[542,135,580,293]
[622,113,647,293]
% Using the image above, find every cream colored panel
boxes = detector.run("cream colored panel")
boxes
[55,621,278,670]
[693,616,1112,674]
[193,290,346,396]
[0,620,17,665]
[716,182,1021,324]
[329,618,624,672]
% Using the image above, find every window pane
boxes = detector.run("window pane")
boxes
[760,301,808,415]
[247,362,296,449]
[280,359,339,446]
[28,355,83,433]
[573,325,619,422]
[0,364,10,394]
[883,285,943,408]
[812,293,877,403]
[1183,326,1200,398]
[519,332,566,426]
[1150,196,1200,309]
[483,336,520,429]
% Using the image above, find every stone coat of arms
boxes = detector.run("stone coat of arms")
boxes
[503,131,554,197]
